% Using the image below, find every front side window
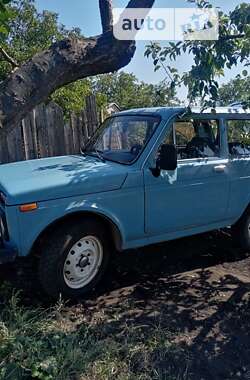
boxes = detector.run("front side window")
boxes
[163,119,220,160]
[227,120,250,157]
[85,115,160,164]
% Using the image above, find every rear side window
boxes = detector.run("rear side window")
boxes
[227,120,250,157]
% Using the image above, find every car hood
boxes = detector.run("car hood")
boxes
[0,155,128,205]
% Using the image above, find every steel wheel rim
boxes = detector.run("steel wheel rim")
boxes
[63,235,103,289]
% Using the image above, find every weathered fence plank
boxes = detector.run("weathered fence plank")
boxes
[22,110,38,160]
[36,104,49,158]
[82,110,90,145]
[0,95,100,164]
[86,95,99,137]
[0,133,8,164]
[63,121,73,155]
[7,125,24,163]
[55,104,66,156]
[45,102,65,157]
[70,113,80,154]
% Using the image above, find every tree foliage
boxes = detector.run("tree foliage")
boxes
[219,75,250,106]
[0,0,12,36]
[145,2,250,108]
[50,80,91,117]
[91,71,179,110]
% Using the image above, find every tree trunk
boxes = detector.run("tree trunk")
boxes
[0,0,155,134]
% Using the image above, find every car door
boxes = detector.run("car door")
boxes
[144,117,230,236]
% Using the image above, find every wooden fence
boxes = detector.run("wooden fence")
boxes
[0,95,100,164]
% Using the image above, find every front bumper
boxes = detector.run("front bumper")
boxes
[0,244,17,264]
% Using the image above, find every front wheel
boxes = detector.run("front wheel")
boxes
[37,219,111,299]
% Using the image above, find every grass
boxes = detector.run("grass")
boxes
[0,284,189,380]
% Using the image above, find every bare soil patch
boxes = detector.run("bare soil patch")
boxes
[0,230,250,379]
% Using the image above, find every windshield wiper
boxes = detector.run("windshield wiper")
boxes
[80,146,106,162]
[80,146,87,157]
[94,149,106,162]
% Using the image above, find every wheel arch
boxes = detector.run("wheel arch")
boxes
[29,210,124,256]
[235,202,250,225]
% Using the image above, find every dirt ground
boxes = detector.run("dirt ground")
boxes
[1,230,250,380]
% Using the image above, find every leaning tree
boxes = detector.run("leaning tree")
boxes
[0,0,155,133]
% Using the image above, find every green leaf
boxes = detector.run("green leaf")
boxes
[154,65,161,72]
[0,24,8,34]
[210,85,218,99]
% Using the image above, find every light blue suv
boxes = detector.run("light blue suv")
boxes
[0,106,249,299]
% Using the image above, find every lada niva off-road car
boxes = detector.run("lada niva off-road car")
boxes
[0,105,249,299]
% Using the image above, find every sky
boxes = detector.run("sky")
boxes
[34,0,247,101]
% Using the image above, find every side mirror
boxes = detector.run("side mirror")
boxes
[159,144,177,171]
[150,144,177,177]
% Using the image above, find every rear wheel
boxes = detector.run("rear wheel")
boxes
[37,218,111,299]
[231,209,250,251]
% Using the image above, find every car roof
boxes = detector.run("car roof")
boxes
[115,106,250,119]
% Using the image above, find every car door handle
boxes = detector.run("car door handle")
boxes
[214,164,226,173]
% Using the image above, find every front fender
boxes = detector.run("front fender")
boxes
[16,188,144,256]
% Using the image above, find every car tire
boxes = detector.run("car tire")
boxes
[231,209,250,251]
[37,218,111,300]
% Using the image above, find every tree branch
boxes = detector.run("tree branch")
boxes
[126,0,155,8]
[98,0,155,33]
[220,33,245,41]
[99,0,113,33]
[0,46,18,68]
[0,0,156,133]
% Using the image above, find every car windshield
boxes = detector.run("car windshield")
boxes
[84,115,160,164]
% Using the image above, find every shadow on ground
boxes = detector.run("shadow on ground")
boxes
[1,230,250,379]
